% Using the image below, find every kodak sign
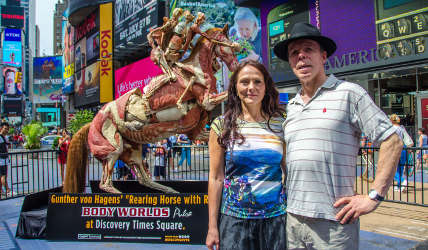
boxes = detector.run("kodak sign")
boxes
[99,3,113,103]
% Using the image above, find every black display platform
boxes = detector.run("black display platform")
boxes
[16,187,62,238]
[47,181,209,244]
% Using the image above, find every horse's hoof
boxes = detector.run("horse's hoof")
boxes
[100,185,121,194]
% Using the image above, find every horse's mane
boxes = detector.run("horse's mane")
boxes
[182,27,224,63]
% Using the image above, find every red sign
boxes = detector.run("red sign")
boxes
[75,12,98,42]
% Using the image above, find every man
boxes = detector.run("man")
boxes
[0,123,12,197]
[274,23,403,249]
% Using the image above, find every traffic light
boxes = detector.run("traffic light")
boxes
[15,71,22,83]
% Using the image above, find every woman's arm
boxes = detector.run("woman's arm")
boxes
[280,142,287,186]
[206,130,225,250]
[419,135,423,147]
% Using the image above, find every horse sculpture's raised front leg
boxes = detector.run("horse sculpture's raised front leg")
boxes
[201,91,228,111]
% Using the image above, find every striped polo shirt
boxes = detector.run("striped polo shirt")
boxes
[283,74,396,221]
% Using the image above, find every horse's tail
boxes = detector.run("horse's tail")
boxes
[63,123,91,193]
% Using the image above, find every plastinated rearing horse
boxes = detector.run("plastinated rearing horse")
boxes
[63,25,239,194]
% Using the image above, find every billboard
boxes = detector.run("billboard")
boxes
[74,62,100,107]
[115,57,163,99]
[2,95,22,116]
[3,67,22,95]
[0,6,24,28]
[74,37,87,73]
[33,56,62,84]
[2,40,22,67]
[4,28,21,41]
[86,31,99,64]
[100,3,113,103]
[170,0,261,90]
[114,0,162,49]
[33,56,63,103]
[62,9,75,94]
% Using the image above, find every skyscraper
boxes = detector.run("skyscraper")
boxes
[53,0,68,55]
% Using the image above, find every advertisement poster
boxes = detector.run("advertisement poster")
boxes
[0,6,24,28]
[75,37,87,73]
[170,0,261,90]
[2,95,22,116]
[3,67,22,95]
[2,41,22,67]
[74,62,100,107]
[33,56,63,103]
[33,83,63,104]
[86,31,100,64]
[62,9,75,94]
[267,0,309,83]
[115,57,163,99]
[114,0,161,49]
[47,192,208,244]
[33,56,62,84]
[99,3,113,103]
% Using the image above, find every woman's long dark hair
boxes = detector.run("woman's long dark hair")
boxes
[218,60,285,148]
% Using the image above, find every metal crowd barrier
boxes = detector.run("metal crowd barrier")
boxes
[357,146,427,207]
[1,146,426,207]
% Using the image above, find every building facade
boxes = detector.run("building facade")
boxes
[53,0,68,55]
[236,0,428,140]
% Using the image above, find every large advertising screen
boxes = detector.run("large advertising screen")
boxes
[2,40,22,67]
[3,67,22,95]
[62,9,75,94]
[114,0,161,49]
[115,56,163,99]
[170,0,261,90]
[74,62,100,107]
[266,0,309,83]
[3,28,22,67]
[33,56,63,104]
[2,95,22,116]
[0,6,24,28]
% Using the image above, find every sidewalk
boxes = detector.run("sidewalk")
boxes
[0,197,422,250]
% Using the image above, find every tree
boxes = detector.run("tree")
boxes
[22,121,48,149]
[67,110,94,135]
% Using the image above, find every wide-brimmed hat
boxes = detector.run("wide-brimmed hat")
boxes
[273,22,337,61]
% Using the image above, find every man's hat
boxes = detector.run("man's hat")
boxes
[273,22,337,61]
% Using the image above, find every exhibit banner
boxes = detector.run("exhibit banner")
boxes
[114,57,162,99]
[99,2,113,103]
[0,6,24,28]
[74,62,100,107]
[3,67,22,95]
[114,0,161,49]
[47,192,208,244]
[62,9,75,94]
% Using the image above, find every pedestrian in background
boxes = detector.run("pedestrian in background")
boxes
[0,123,12,197]
[390,114,413,192]
[177,133,192,172]
[416,128,428,172]
[58,129,71,185]
[206,61,287,250]
[153,141,167,181]
[274,22,402,249]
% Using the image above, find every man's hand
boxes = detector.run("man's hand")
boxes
[206,228,220,250]
[334,194,379,224]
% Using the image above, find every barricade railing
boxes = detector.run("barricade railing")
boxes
[2,146,426,207]
[357,146,427,206]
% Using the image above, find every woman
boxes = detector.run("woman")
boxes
[58,130,70,184]
[206,61,286,250]
[417,128,428,172]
